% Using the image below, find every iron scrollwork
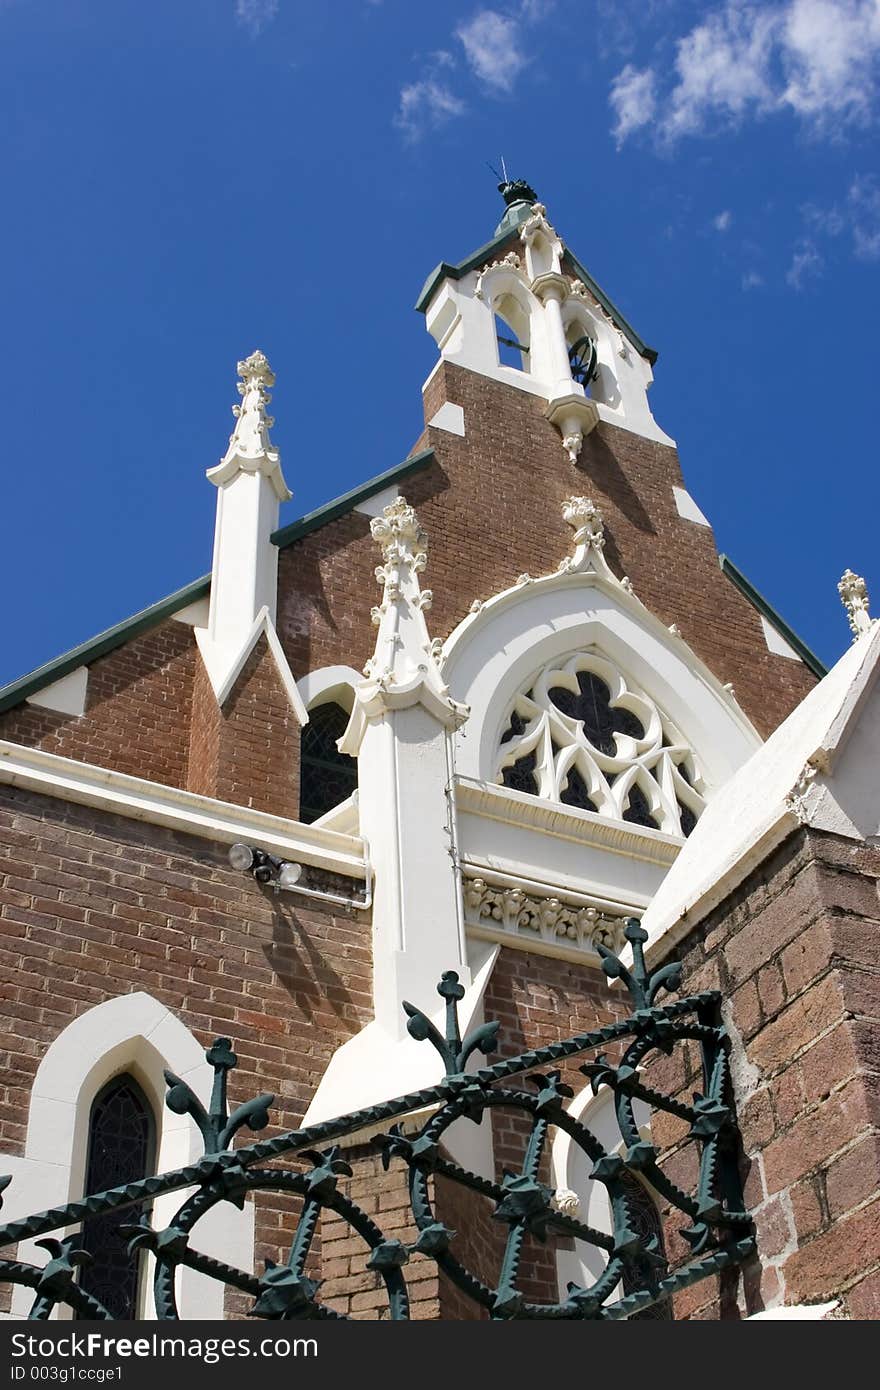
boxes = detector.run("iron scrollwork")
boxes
[0,921,753,1320]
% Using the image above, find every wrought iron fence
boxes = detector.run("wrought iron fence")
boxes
[0,922,753,1320]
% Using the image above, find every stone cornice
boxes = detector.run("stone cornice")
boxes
[0,740,368,882]
[455,776,682,867]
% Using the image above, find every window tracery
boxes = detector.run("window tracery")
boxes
[496,652,705,837]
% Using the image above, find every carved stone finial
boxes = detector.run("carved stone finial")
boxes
[562,496,604,568]
[229,351,277,461]
[371,497,428,576]
[339,496,468,754]
[207,349,290,502]
[838,569,872,640]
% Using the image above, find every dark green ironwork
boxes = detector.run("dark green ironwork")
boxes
[568,334,599,388]
[0,924,753,1320]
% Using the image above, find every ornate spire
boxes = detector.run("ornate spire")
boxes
[838,569,873,641]
[206,350,290,501]
[339,497,468,753]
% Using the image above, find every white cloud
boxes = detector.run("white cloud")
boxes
[713,209,733,231]
[456,10,527,93]
[849,173,880,258]
[611,0,880,144]
[664,4,777,139]
[609,64,657,145]
[742,269,765,289]
[786,240,824,287]
[235,0,278,36]
[394,75,466,143]
[782,0,880,123]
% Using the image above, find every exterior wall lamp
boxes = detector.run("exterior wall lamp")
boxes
[226,841,373,913]
[228,842,303,891]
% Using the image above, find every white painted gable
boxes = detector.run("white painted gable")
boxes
[642,622,880,952]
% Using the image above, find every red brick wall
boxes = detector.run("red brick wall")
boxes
[646,826,880,1318]
[0,784,373,1311]
[0,620,197,789]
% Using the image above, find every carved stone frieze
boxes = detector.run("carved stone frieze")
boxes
[462,876,627,957]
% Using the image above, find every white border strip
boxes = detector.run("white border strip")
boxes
[0,740,368,881]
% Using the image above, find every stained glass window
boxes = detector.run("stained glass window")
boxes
[299,701,358,824]
[620,1170,673,1320]
[79,1075,155,1319]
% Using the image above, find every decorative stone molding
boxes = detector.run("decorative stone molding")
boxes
[206,350,290,502]
[495,649,706,839]
[559,496,607,574]
[569,279,589,299]
[463,875,627,959]
[838,569,873,640]
[474,251,522,300]
[520,203,564,282]
[561,430,583,465]
[340,497,468,754]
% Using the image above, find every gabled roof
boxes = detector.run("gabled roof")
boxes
[415,228,658,366]
[0,449,436,715]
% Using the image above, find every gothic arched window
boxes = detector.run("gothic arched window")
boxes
[299,701,358,824]
[620,1170,673,1320]
[79,1074,155,1319]
[497,651,705,837]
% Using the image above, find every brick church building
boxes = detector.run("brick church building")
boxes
[0,181,877,1320]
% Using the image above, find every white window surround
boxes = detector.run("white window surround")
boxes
[552,1086,652,1301]
[297,664,361,714]
[0,993,253,1320]
[443,569,761,798]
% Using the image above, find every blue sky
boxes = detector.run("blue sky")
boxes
[2,0,878,686]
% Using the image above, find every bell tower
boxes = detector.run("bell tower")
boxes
[416,179,672,457]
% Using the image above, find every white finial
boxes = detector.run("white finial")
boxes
[207,350,290,501]
[339,496,468,754]
[560,496,606,573]
[838,569,872,640]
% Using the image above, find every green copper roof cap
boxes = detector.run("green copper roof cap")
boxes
[494,178,538,236]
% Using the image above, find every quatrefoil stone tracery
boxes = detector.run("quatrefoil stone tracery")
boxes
[495,653,705,837]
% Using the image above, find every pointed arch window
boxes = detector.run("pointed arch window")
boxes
[620,1171,673,1320]
[497,651,705,837]
[299,700,358,824]
[78,1075,155,1319]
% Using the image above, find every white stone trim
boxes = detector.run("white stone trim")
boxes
[195,606,308,719]
[353,483,399,520]
[0,739,368,881]
[641,623,880,955]
[26,668,88,717]
[456,778,681,868]
[443,557,761,798]
[552,1087,651,1301]
[760,615,801,661]
[172,597,210,628]
[297,664,362,713]
[672,486,711,527]
[0,993,253,1320]
[747,1301,839,1320]
[427,402,466,437]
